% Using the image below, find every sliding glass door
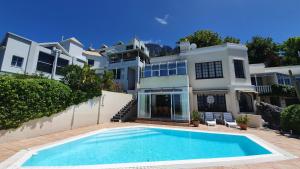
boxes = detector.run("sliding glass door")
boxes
[138,89,190,121]
[138,94,150,118]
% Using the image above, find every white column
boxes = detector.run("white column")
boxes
[51,48,60,79]
[254,74,258,86]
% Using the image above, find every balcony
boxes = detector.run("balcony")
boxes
[255,85,272,94]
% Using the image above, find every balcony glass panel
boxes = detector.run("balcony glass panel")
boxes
[168,62,176,69]
[142,60,187,78]
[144,71,151,78]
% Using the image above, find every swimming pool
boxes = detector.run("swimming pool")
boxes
[16,126,292,168]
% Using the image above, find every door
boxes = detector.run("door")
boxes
[151,94,171,119]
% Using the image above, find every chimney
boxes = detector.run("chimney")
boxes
[179,41,190,53]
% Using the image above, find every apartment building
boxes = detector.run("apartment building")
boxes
[101,39,150,93]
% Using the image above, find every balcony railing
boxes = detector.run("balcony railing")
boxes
[255,85,272,94]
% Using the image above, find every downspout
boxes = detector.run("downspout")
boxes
[97,94,105,124]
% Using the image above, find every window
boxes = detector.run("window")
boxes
[36,52,55,74]
[112,69,121,79]
[152,64,159,77]
[197,94,227,112]
[144,65,152,78]
[56,58,69,76]
[160,63,168,76]
[168,62,176,75]
[195,61,223,79]
[126,45,133,50]
[234,60,245,78]
[177,61,187,75]
[11,55,24,67]
[88,59,95,66]
[142,61,187,78]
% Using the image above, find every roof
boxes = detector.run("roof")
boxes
[61,37,84,47]
[39,42,71,56]
[82,50,102,57]
[1,32,33,46]
[249,64,300,75]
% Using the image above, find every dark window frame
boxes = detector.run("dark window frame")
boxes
[112,69,121,80]
[234,60,245,78]
[197,94,227,112]
[195,61,223,79]
[55,57,69,76]
[36,52,55,74]
[87,59,95,66]
[11,55,24,67]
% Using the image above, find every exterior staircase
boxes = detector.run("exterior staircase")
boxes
[111,99,137,122]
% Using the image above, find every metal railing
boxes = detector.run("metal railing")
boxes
[255,85,272,93]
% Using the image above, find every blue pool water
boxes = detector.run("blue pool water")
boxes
[23,127,271,166]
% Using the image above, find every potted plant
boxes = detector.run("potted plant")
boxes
[236,115,249,130]
[191,111,200,127]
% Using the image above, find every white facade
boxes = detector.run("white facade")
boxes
[138,43,256,122]
[0,32,105,80]
[102,38,150,93]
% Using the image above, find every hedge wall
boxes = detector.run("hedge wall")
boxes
[0,76,73,129]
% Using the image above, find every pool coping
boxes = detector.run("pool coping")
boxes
[1,125,297,169]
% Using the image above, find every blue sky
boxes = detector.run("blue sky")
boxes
[0,0,299,48]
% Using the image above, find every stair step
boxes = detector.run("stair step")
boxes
[110,99,137,122]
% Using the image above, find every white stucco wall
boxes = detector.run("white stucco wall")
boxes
[0,36,31,74]
[0,91,132,143]
[140,75,189,89]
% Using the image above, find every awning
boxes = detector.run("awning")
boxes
[236,89,258,94]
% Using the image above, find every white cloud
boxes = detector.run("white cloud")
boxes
[155,14,169,25]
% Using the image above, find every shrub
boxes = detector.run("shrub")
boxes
[280,104,300,134]
[61,64,102,103]
[0,76,73,129]
[191,111,200,121]
[236,115,249,125]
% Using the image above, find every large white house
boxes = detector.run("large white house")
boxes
[138,42,257,123]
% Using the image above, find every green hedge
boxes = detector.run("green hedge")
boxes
[280,104,300,134]
[0,76,73,129]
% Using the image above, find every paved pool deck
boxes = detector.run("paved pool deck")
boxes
[0,122,299,169]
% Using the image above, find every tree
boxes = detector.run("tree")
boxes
[281,37,300,65]
[61,64,102,100]
[101,70,114,91]
[180,30,222,48]
[246,36,280,67]
[282,37,300,57]
[223,36,240,44]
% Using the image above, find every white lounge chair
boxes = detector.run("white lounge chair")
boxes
[204,112,216,126]
[223,112,237,128]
